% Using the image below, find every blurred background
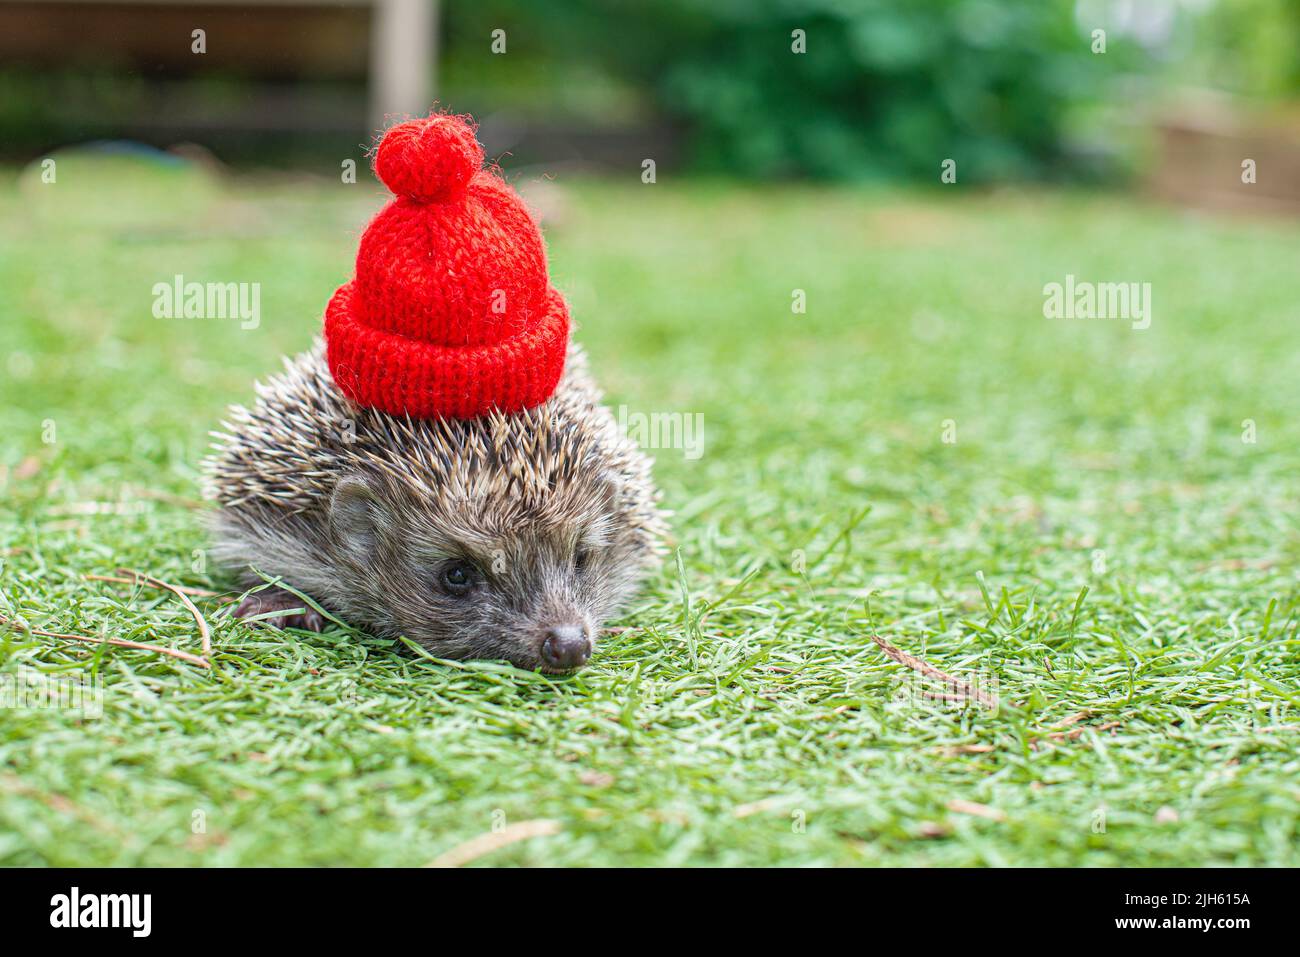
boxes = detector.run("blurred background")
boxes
[0,0,1298,210]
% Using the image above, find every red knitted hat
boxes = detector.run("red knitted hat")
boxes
[324,112,570,420]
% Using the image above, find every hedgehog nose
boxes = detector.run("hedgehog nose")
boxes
[541,624,591,670]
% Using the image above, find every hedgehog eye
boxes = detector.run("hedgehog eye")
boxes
[574,546,592,573]
[439,560,479,597]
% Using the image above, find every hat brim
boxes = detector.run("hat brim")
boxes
[324,281,570,420]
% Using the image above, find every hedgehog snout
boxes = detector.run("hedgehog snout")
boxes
[539,623,592,672]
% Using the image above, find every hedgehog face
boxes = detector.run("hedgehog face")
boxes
[326,471,647,673]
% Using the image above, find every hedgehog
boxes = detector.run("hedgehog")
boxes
[203,113,665,673]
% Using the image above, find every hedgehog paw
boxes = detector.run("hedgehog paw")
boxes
[233,587,328,632]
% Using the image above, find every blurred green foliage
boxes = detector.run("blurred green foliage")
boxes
[446,0,1143,182]
[1175,0,1300,97]
[642,0,1118,181]
[3,1,1297,179]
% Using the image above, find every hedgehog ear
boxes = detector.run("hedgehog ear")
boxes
[329,474,388,560]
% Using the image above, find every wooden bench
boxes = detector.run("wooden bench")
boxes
[0,0,437,134]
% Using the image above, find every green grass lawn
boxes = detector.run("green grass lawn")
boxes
[2,155,1299,866]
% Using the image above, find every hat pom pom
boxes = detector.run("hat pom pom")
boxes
[374,114,484,204]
